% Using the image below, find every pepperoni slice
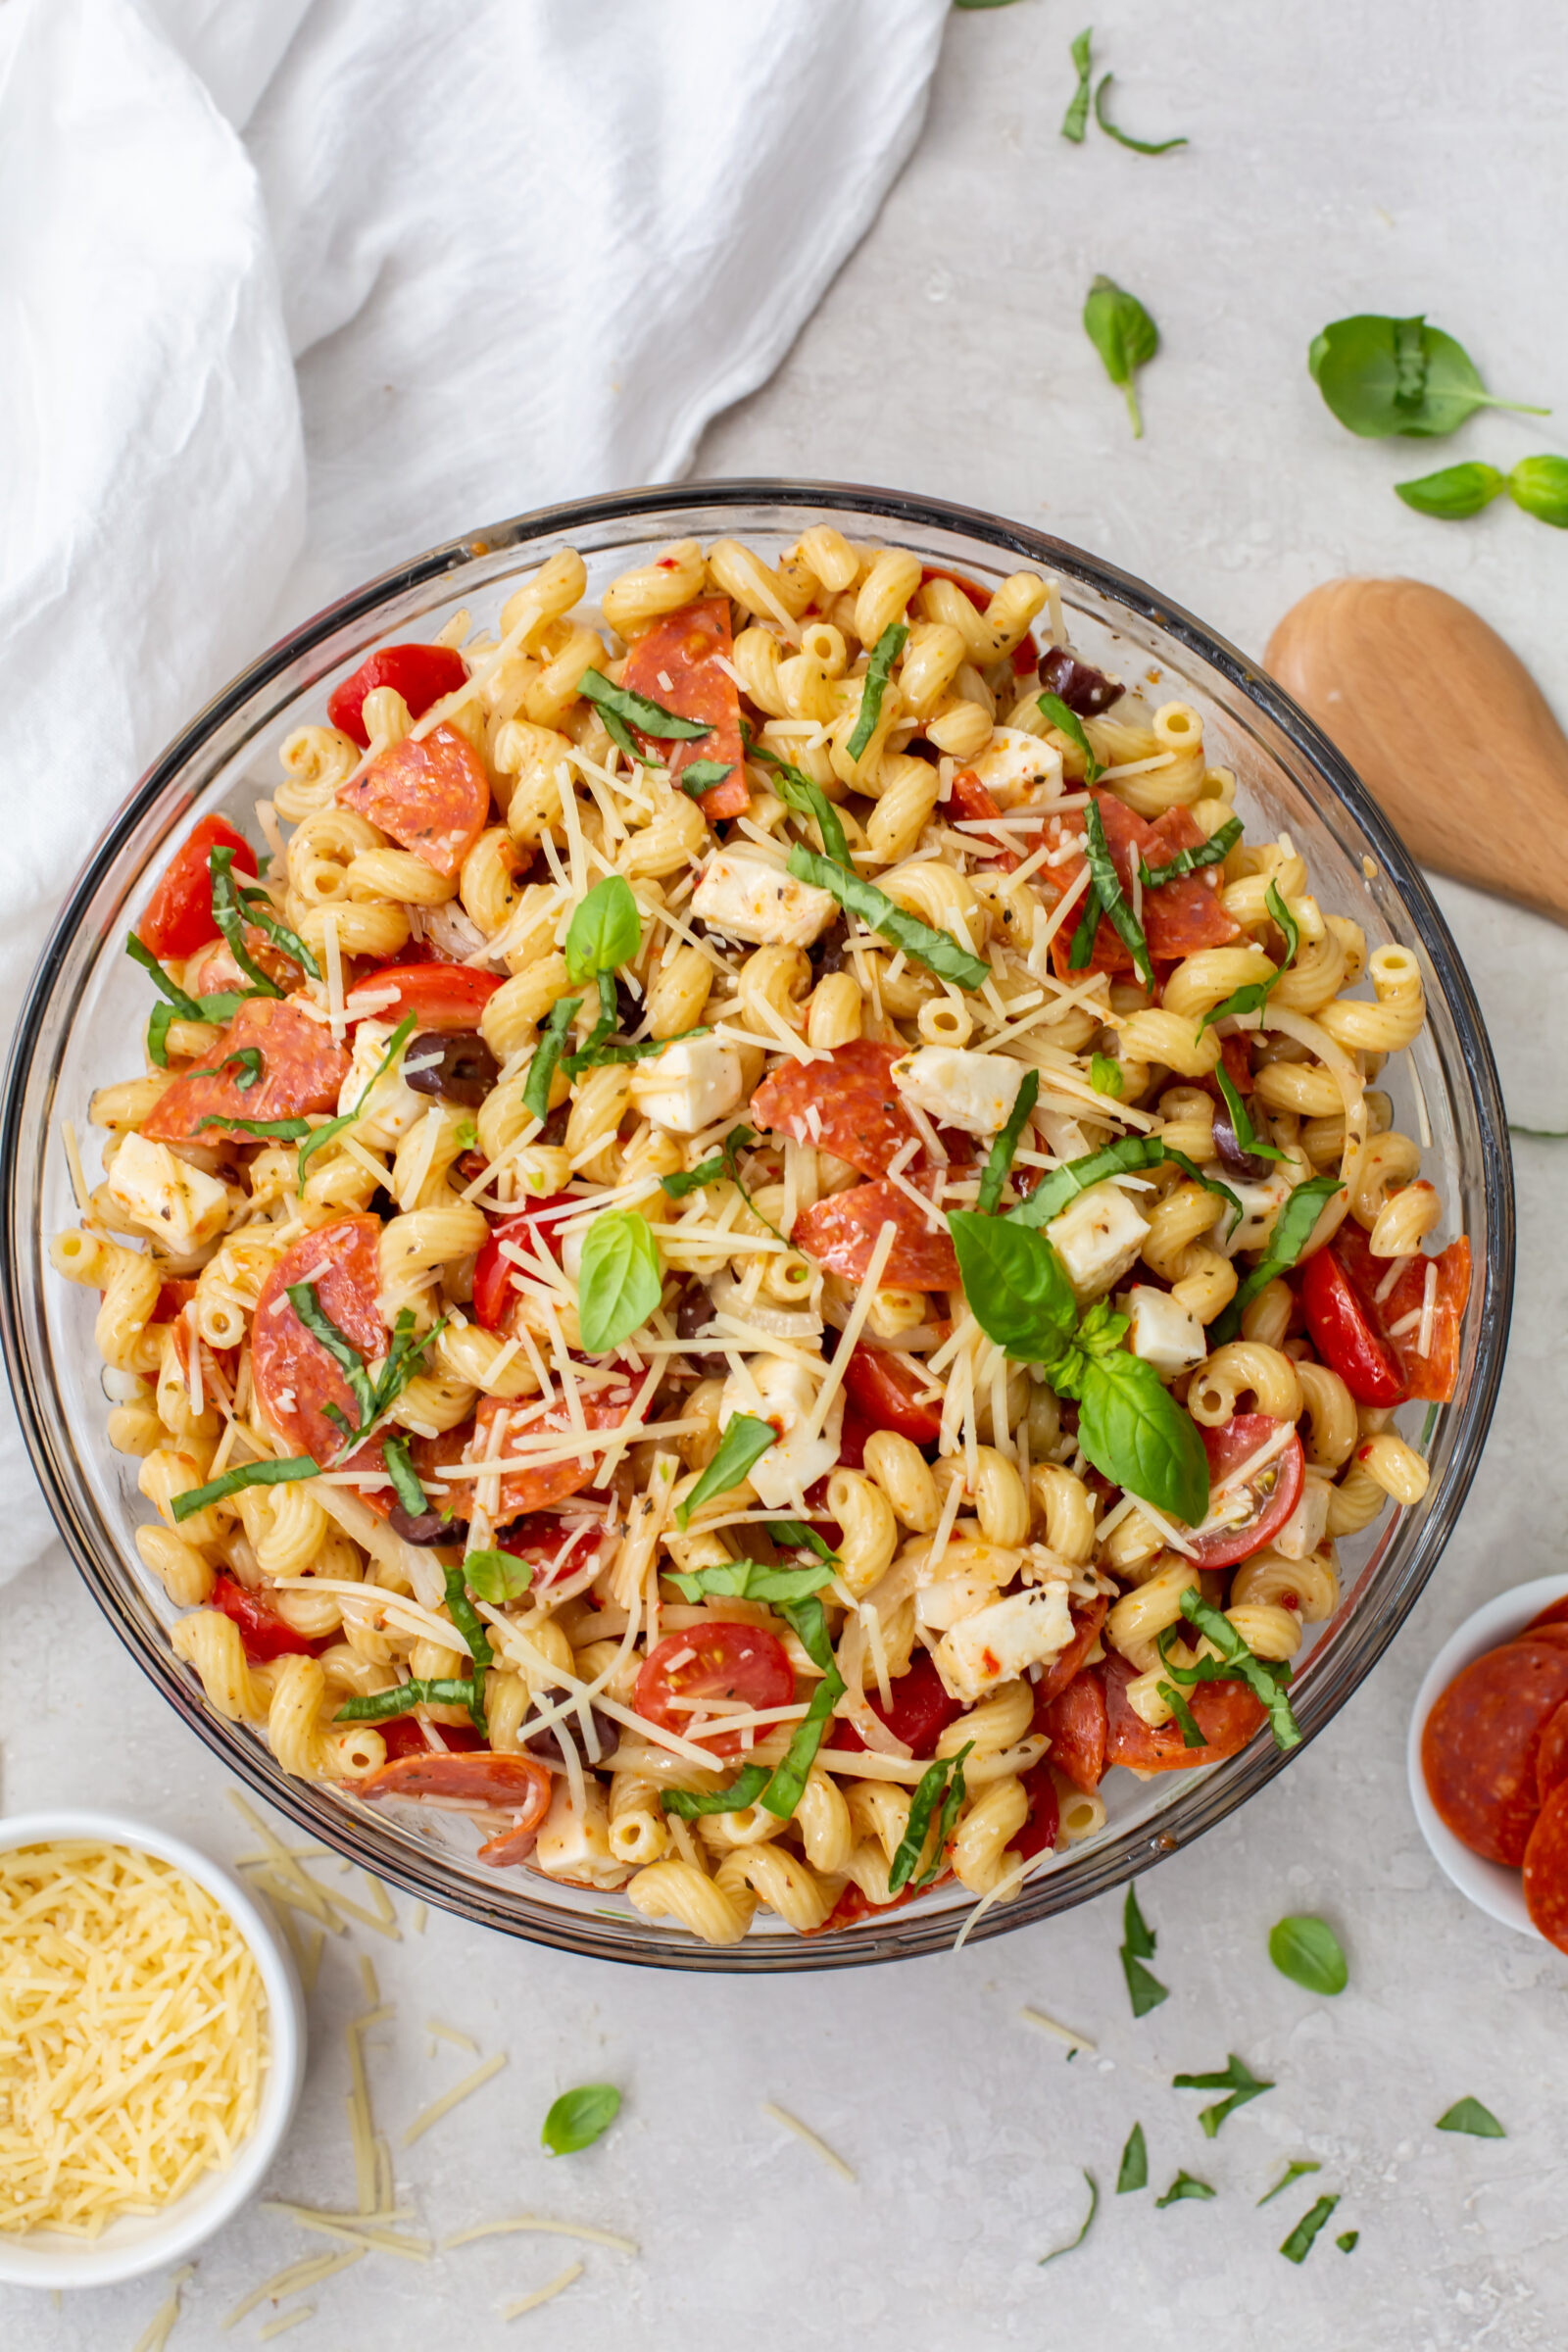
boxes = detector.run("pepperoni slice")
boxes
[338,724,491,878]
[327,644,469,748]
[793,1173,959,1291]
[1530,1597,1568,1634]
[617,595,749,818]
[251,1214,387,1467]
[1331,1223,1471,1406]
[751,1041,925,1179]
[419,1384,645,1525]
[376,1718,485,1762]
[1522,1783,1568,1954]
[1102,1650,1265,1772]
[1034,1672,1107,1792]
[1010,1758,1061,1861]
[1048,792,1239,979]
[362,1749,552,1830]
[1034,1596,1108,1709]
[1538,1700,1568,1804]
[1420,1638,1568,1864]
[808,1876,937,1935]
[142,997,352,1149]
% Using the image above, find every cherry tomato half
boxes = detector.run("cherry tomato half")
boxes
[1009,1758,1060,1862]
[1189,1413,1304,1569]
[840,1348,944,1446]
[1299,1243,1406,1405]
[471,1195,579,1331]
[358,960,504,1033]
[634,1622,795,1758]
[830,1650,963,1759]
[138,817,257,960]
[210,1573,322,1663]
[327,643,469,748]
[497,1510,610,1590]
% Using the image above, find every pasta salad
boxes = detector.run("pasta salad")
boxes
[56,529,1471,1944]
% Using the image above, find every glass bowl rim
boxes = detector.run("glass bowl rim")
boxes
[0,477,1515,1971]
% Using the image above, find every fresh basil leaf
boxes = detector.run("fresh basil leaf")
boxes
[577,1211,662,1353]
[1206,1174,1343,1346]
[1198,881,1297,1035]
[462,1546,533,1602]
[1173,2052,1274,2138]
[1258,2159,1322,2208]
[678,759,738,798]
[1436,2096,1505,2138]
[748,745,853,865]
[1508,454,1568,527]
[522,993,582,1121]
[1123,1881,1156,1958]
[948,1208,1079,1358]
[1083,274,1158,438]
[663,1123,752,1200]
[1140,815,1242,890]
[1089,1052,1123,1100]
[787,846,990,991]
[336,1676,487,1723]
[975,1069,1039,1214]
[1213,1066,1286,1162]
[766,1517,840,1564]
[1080,796,1151,986]
[759,1666,847,1821]
[1268,1914,1348,1996]
[1178,1589,1301,1750]
[1037,691,1102,783]
[1077,1350,1209,1525]
[1336,2230,1359,2253]
[1116,2123,1148,2193]
[664,1560,835,1606]
[1161,1147,1243,1241]
[845,622,909,762]
[441,1560,494,1676]
[1093,72,1187,153]
[1060,25,1093,140]
[662,1762,773,1820]
[888,1743,970,1893]
[237,884,321,979]
[170,1453,319,1522]
[577,667,711,744]
[1279,2194,1340,2264]
[1156,1679,1208,1748]
[1396,462,1507,520]
[541,2082,622,2155]
[1154,2172,1214,2208]
[382,1436,427,1517]
[564,874,642,982]
[1309,314,1547,439]
[675,1413,776,1530]
[1038,2171,1098,2265]
[123,938,202,1020]
[1067,876,1103,970]
[296,1012,417,1190]
[285,1282,377,1430]
[1005,1133,1165,1229]
[195,1112,313,1142]
[208,846,284,998]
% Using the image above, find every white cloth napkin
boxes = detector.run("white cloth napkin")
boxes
[0,0,950,1578]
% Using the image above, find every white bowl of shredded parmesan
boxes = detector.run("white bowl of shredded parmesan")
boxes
[0,1811,306,2288]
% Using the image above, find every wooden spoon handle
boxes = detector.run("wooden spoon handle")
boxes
[1265,576,1568,926]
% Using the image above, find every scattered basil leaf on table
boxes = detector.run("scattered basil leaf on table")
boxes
[1060,26,1093,141]
[1268,1914,1348,1995]
[1206,1174,1343,1346]
[1279,2193,1340,2264]
[1308,315,1547,439]
[1172,2052,1274,2138]
[1508,454,1568,526]
[1116,2122,1148,2193]
[1436,2096,1505,2138]
[675,1413,776,1529]
[1396,463,1506,519]
[845,623,909,762]
[786,846,991,991]
[1093,73,1188,154]
[463,1547,533,1603]
[542,2083,621,2155]
[1089,1052,1123,1099]
[1257,2159,1322,2208]
[1038,2171,1098,2265]
[1336,2230,1359,2253]
[1083,274,1158,439]
[576,1212,662,1353]
[1037,690,1102,782]
[1120,1882,1169,2017]
[171,1454,319,1523]
[564,874,642,982]
[1155,2172,1214,2208]
[976,1067,1039,1213]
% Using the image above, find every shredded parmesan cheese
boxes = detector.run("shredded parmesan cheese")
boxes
[500,2260,585,2320]
[402,2051,508,2148]
[761,2102,857,2183]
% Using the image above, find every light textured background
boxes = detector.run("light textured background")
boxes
[6,3,1568,2347]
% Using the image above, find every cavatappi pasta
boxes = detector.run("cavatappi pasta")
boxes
[58,534,1471,1945]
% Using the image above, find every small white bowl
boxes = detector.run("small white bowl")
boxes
[1407,1575,1568,1942]
[0,1809,305,2290]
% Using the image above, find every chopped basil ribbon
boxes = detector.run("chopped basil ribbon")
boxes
[1089,1052,1123,1099]
[674,1413,776,1530]
[564,875,641,984]
[766,1517,840,1564]
[845,622,908,762]
[522,993,582,1121]
[1068,871,1103,971]
[1258,2159,1322,2208]
[1198,879,1298,1033]
[1156,1678,1208,1748]
[1154,2172,1214,2208]
[563,972,617,1076]
[1206,1173,1343,1346]
[1060,25,1093,140]
[568,1019,712,1081]
[1336,2230,1359,2254]
[763,759,852,867]
[1268,1914,1348,1995]
[663,1122,755,1200]
[759,1662,845,1819]
[664,1560,835,1605]
[1078,797,1152,987]
[236,884,321,979]
[1280,2195,1341,2264]
[286,1282,380,1429]
[576,668,712,767]
[1005,1132,1165,1229]
[1038,2171,1098,2265]
[439,1561,493,1732]
[170,1454,320,1522]
[195,1112,313,1142]
[463,1547,533,1602]
[1172,1589,1302,1751]
[207,847,284,998]
[197,1046,265,1092]
[1213,1066,1287,1164]
[382,1436,428,1517]
[1436,2096,1505,2138]
[662,1765,773,1822]
[888,1741,973,1893]
[576,1210,663,1353]
[1120,1882,1168,2017]
[125,934,252,1066]
[283,1285,447,1462]
[335,1677,487,1724]
[1172,2052,1274,2138]
[1140,814,1242,890]
[1161,1146,1243,1240]
[977,1068,1039,1213]
[786,846,991,992]
[1116,2123,1149,2194]
[296,1013,418,1190]
[541,2083,621,2156]
[678,760,737,798]
[1038,691,1102,783]
[1092,72,1188,154]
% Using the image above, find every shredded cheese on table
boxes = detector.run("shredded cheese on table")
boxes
[761,2102,858,2183]
[500,2260,585,2320]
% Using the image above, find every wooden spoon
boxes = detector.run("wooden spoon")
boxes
[1264,575,1568,923]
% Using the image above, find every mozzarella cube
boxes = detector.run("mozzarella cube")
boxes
[970,725,1063,808]
[1126,1285,1207,1377]
[1046,1181,1150,1304]
[934,1584,1074,1704]
[1210,1165,1294,1258]
[627,1036,746,1135]
[914,1539,1017,1632]
[532,1779,628,1889]
[692,845,838,947]
[338,1018,427,1149]
[107,1131,231,1255]
[1273,1472,1331,1562]
[891,1046,1026,1139]
[718,1354,843,1508]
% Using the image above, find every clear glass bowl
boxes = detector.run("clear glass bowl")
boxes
[0,483,1514,1971]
